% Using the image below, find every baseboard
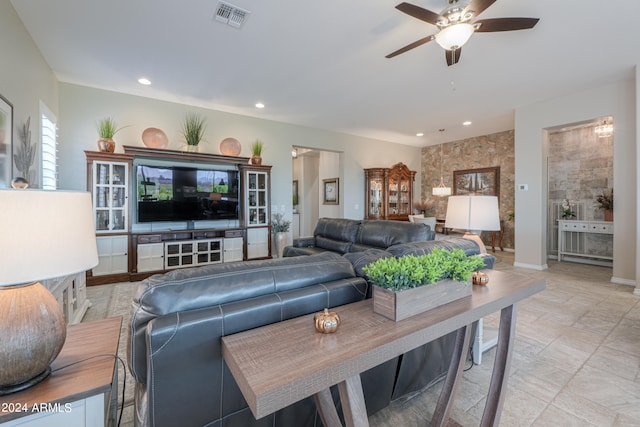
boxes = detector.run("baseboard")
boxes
[611,276,636,287]
[513,262,548,271]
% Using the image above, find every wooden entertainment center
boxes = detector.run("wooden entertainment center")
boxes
[85,146,271,285]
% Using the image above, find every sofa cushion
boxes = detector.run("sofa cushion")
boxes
[314,217,361,242]
[315,235,352,253]
[355,220,433,249]
[386,237,495,269]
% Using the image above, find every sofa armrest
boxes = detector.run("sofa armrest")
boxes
[474,253,496,269]
[292,236,316,247]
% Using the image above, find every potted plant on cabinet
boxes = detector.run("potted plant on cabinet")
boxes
[96,117,126,153]
[250,139,263,165]
[363,248,485,321]
[181,112,206,152]
[595,188,613,221]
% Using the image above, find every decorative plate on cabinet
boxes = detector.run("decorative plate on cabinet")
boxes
[220,137,241,156]
[142,128,169,149]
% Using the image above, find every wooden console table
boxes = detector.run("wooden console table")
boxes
[0,317,122,427]
[222,271,545,427]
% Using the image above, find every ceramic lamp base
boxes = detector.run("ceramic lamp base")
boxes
[0,282,66,395]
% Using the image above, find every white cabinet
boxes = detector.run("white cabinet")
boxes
[92,161,128,233]
[165,238,223,269]
[240,165,271,259]
[43,272,91,325]
[247,228,269,259]
[245,170,269,227]
[137,242,164,273]
[224,237,244,262]
[93,235,128,276]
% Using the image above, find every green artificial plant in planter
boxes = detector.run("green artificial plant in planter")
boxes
[363,248,485,321]
[96,117,126,153]
[250,139,263,165]
[181,112,207,151]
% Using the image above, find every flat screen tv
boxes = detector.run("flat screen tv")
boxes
[136,164,240,223]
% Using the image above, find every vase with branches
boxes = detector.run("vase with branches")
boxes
[595,188,613,221]
[14,116,35,184]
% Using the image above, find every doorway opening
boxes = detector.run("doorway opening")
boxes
[292,146,343,237]
[546,116,614,267]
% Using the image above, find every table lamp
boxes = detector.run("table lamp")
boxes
[0,189,98,395]
[444,195,500,254]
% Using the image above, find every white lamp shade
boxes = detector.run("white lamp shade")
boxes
[435,23,475,50]
[0,190,98,286]
[445,195,500,232]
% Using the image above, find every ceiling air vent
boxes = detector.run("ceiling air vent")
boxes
[214,1,250,29]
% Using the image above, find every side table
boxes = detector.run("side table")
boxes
[0,317,122,427]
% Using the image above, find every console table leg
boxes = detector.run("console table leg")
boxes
[480,304,518,427]
[314,388,343,427]
[338,375,370,427]
[430,325,472,427]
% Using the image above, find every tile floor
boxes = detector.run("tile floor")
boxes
[85,252,640,426]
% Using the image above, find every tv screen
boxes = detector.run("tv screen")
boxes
[136,165,239,222]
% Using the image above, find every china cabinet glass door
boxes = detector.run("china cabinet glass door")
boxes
[93,161,128,232]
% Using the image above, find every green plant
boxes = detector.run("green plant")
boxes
[14,116,35,183]
[271,212,290,232]
[96,117,125,138]
[363,248,485,292]
[595,188,613,211]
[251,139,263,156]
[181,112,207,146]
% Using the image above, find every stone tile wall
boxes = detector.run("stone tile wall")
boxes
[420,130,515,250]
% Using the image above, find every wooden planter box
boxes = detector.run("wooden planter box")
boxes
[372,279,472,322]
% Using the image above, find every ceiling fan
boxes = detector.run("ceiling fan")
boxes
[386,0,539,66]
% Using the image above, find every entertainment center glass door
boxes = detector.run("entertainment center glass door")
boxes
[247,171,268,226]
[93,161,128,232]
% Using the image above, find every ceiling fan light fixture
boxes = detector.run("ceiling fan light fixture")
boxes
[435,23,475,50]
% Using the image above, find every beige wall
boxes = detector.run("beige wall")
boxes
[0,1,58,187]
[57,83,422,229]
[515,76,636,285]
[421,130,515,250]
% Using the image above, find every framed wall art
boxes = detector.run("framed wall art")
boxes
[453,167,500,199]
[0,94,13,189]
[323,178,339,205]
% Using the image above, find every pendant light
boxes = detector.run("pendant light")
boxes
[432,129,451,197]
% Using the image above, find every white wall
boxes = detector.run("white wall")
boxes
[515,75,637,284]
[0,1,58,187]
[57,83,421,227]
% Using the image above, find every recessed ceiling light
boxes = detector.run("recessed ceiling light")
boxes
[463,121,472,126]
[255,102,265,109]
[416,132,424,137]
[138,77,151,86]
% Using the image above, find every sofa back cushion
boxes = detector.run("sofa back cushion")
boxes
[386,236,481,257]
[353,220,432,250]
[314,217,361,242]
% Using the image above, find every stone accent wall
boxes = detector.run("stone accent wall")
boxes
[420,130,515,250]
[548,126,613,221]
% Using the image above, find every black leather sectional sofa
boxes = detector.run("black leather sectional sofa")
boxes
[127,218,493,427]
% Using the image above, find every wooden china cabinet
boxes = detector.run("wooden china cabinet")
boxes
[364,162,415,221]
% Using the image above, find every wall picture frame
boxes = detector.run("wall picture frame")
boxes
[0,94,13,189]
[323,178,339,205]
[453,167,500,199]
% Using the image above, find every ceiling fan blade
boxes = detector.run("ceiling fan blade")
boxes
[464,0,497,18]
[395,2,440,25]
[445,47,461,66]
[474,17,539,32]
[386,35,436,58]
